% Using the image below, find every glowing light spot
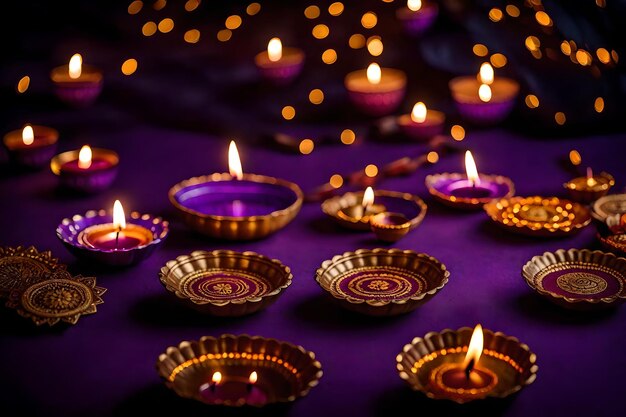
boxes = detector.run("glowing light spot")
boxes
[282,106,296,120]
[312,24,330,39]
[299,139,315,154]
[304,5,320,19]
[596,0,606,7]
[535,11,552,26]
[185,0,200,12]
[473,44,488,57]
[309,89,324,105]
[427,151,439,164]
[408,0,422,12]
[479,84,492,102]
[322,49,337,64]
[349,34,366,49]
[341,129,356,145]
[490,53,507,68]
[329,2,344,16]
[128,1,143,14]
[225,15,242,30]
[153,0,166,11]
[158,18,174,33]
[365,164,379,177]
[183,29,200,44]
[361,12,377,29]
[479,62,494,85]
[121,59,138,75]
[489,8,503,22]
[531,49,542,59]
[561,41,571,56]
[525,36,540,51]
[17,76,30,93]
[246,3,261,15]
[611,50,619,63]
[505,5,520,17]
[451,125,465,141]
[330,174,344,188]
[555,112,566,125]
[596,48,610,64]
[142,21,157,36]
[217,29,232,42]
[576,50,592,66]
[569,150,582,166]
[594,97,604,113]
[525,94,539,109]
[367,37,383,56]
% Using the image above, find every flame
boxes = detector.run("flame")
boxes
[479,62,494,85]
[211,371,222,385]
[407,0,422,11]
[586,167,597,187]
[411,102,427,123]
[268,37,282,62]
[363,186,375,208]
[113,200,126,230]
[366,63,381,85]
[248,371,258,384]
[22,125,34,146]
[465,151,481,187]
[463,324,484,370]
[69,53,83,79]
[478,84,492,102]
[228,140,243,180]
[78,145,93,169]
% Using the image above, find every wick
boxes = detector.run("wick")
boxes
[464,358,475,381]
[115,227,121,250]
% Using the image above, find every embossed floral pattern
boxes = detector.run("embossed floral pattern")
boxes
[367,280,390,291]
[212,283,233,295]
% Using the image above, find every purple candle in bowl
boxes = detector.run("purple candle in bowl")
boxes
[425,151,515,210]
[50,53,103,108]
[3,124,58,169]
[254,38,305,85]
[397,101,445,141]
[344,63,407,117]
[56,200,169,266]
[169,141,303,240]
[50,145,118,193]
[396,0,439,36]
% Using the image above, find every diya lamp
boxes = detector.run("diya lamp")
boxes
[254,38,305,85]
[564,167,614,204]
[345,63,407,116]
[169,141,303,240]
[331,186,387,230]
[397,101,446,141]
[449,62,519,124]
[56,199,169,266]
[3,124,58,169]
[50,53,103,107]
[199,371,268,406]
[425,150,515,209]
[50,145,119,193]
[396,0,439,36]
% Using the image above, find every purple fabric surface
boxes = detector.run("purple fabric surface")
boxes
[2,127,626,417]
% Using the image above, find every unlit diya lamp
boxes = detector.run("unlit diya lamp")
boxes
[397,101,446,141]
[564,167,614,204]
[50,53,103,107]
[345,63,407,116]
[254,37,305,85]
[3,124,58,169]
[425,150,515,209]
[50,145,119,193]
[396,0,439,36]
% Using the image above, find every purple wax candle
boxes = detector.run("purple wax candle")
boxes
[81,223,154,251]
[447,179,495,199]
[50,146,119,193]
[60,157,113,173]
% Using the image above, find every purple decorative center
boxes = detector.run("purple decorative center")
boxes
[331,266,424,301]
[538,265,623,299]
[436,178,508,200]
[181,269,270,302]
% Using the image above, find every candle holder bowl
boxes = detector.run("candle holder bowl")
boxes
[0,246,69,298]
[522,248,626,310]
[156,334,323,407]
[159,250,293,317]
[396,327,538,403]
[51,65,103,107]
[591,193,626,223]
[254,48,305,85]
[56,209,169,266]
[396,2,439,36]
[563,172,614,204]
[169,173,303,241]
[315,249,449,316]
[449,77,519,125]
[397,110,445,141]
[322,189,427,231]
[50,147,119,193]
[3,125,59,169]
[597,214,626,257]
[484,196,591,237]
[425,172,515,210]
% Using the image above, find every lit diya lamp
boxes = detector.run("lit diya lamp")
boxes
[425,150,515,209]
[345,63,407,116]
[449,62,519,124]
[199,371,267,406]
[56,199,169,266]
[2,124,58,169]
[50,53,103,107]
[254,37,305,85]
[564,167,614,204]
[169,141,303,240]
[396,0,439,36]
[324,186,387,230]
[396,325,538,403]
[397,101,445,141]
[50,145,119,193]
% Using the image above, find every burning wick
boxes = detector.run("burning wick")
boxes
[210,372,222,392]
[464,151,481,188]
[247,371,257,393]
[112,200,126,251]
[586,167,597,187]
[361,186,375,219]
[463,324,484,381]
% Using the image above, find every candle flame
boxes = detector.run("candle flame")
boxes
[465,150,481,187]
[69,53,83,79]
[479,62,494,85]
[367,63,381,85]
[478,84,492,102]
[228,140,243,180]
[407,0,422,11]
[411,102,427,123]
[248,371,258,384]
[78,145,93,169]
[463,324,484,371]
[268,37,282,62]
[113,200,126,231]
[586,167,597,187]
[22,125,34,146]
[363,186,375,208]
[212,371,222,385]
